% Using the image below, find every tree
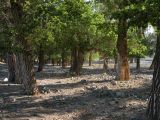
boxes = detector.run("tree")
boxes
[102,0,148,80]
[7,52,16,83]
[25,0,59,72]
[12,0,39,94]
[147,20,160,120]
[85,1,118,71]
[88,50,93,66]
[146,32,158,70]
[116,16,130,80]
[0,0,17,83]
[128,27,147,71]
[146,0,160,119]
[101,0,130,80]
[56,0,104,75]
[1,0,39,94]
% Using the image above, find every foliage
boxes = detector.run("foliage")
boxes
[128,27,147,58]
[0,0,158,63]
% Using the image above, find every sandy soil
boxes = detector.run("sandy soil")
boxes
[0,62,152,120]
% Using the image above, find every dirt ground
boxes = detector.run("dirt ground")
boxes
[0,62,152,120]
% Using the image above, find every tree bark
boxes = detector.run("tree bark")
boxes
[89,51,92,66]
[15,53,23,84]
[37,45,45,72]
[61,49,67,68]
[149,27,159,70]
[116,17,130,80]
[7,52,16,83]
[136,57,140,71]
[21,52,39,95]
[114,53,118,71]
[149,36,159,70]
[70,46,84,75]
[103,57,108,70]
[149,55,156,70]
[10,1,39,95]
[147,20,160,120]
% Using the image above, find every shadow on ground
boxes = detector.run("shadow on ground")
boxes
[0,82,150,120]
[0,62,152,120]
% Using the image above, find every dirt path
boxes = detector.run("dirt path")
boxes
[0,63,152,120]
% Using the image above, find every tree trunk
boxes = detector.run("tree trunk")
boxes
[11,1,39,95]
[114,53,118,71]
[130,58,134,63]
[15,53,23,84]
[52,58,55,66]
[147,20,160,120]
[7,52,16,83]
[61,49,67,68]
[57,59,61,66]
[89,51,92,66]
[149,36,159,70]
[22,53,39,95]
[149,27,159,70]
[70,47,84,75]
[116,17,130,80]
[149,56,156,70]
[136,57,140,71]
[103,57,108,70]
[37,45,44,72]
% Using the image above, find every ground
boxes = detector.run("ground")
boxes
[0,61,153,120]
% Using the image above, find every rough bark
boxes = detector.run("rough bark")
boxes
[147,20,160,120]
[89,51,92,66]
[136,57,140,71]
[70,46,84,75]
[149,26,159,70]
[21,52,38,95]
[149,37,159,70]
[116,17,130,80]
[15,53,23,84]
[37,45,45,72]
[10,1,39,95]
[7,52,16,83]
[103,57,108,70]
[149,55,156,70]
